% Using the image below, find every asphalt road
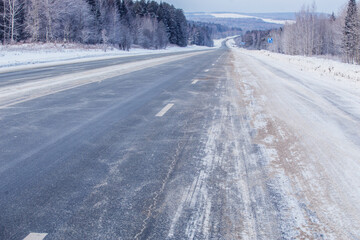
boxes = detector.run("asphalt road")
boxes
[0,46,236,239]
[2,42,359,240]
[0,50,208,88]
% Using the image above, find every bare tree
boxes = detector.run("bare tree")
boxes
[282,23,298,55]
[1,0,24,43]
[136,16,168,49]
[25,0,94,43]
[98,0,120,45]
[25,0,40,42]
[268,28,283,53]
[274,2,341,57]
[55,0,94,43]
[155,20,168,49]
[1,0,7,44]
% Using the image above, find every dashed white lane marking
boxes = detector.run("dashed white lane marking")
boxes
[212,64,215,66]
[192,80,199,85]
[156,103,174,117]
[204,69,209,72]
[24,233,48,240]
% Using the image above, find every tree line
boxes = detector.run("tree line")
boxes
[188,21,242,47]
[237,0,360,64]
[0,0,218,49]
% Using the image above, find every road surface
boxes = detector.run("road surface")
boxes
[0,43,359,239]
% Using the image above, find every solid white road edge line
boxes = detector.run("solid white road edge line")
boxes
[192,80,199,85]
[23,233,48,240]
[156,103,174,117]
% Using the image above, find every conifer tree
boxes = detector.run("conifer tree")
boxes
[0,0,214,49]
[343,0,360,63]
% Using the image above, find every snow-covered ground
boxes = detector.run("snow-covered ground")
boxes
[0,43,217,71]
[229,45,360,238]
[241,49,360,88]
[210,13,295,25]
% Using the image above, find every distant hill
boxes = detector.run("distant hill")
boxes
[185,12,296,32]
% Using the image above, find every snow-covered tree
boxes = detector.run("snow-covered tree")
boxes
[136,16,168,49]
[55,0,94,43]
[0,0,24,43]
[342,0,360,63]
[0,0,6,43]
[262,3,346,57]
[1,0,205,50]
[188,21,214,47]
[24,0,40,41]
[25,0,94,43]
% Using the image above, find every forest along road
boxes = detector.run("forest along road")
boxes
[0,42,360,240]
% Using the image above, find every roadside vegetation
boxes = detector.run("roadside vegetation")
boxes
[237,0,360,64]
[0,0,224,50]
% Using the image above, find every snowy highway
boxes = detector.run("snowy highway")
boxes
[0,42,359,239]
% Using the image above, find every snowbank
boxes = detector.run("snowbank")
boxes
[238,49,360,88]
[0,43,215,70]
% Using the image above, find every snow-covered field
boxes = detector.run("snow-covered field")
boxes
[210,13,295,25]
[0,42,217,70]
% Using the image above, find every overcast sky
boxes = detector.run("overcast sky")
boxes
[163,0,348,14]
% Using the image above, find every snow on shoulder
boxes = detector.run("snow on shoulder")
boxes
[233,48,360,89]
[0,43,214,72]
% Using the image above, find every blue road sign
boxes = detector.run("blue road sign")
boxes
[268,38,273,44]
